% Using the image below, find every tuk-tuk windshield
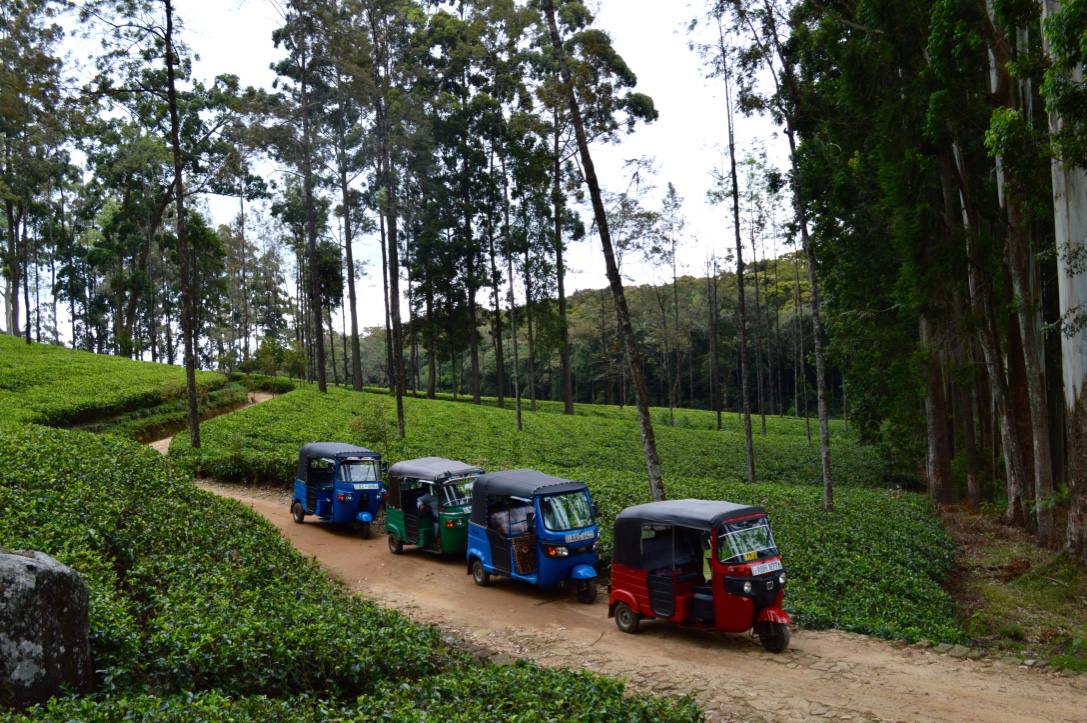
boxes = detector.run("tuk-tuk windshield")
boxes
[442,478,475,507]
[340,460,379,482]
[540,491,593,532]
[717,517,777,564]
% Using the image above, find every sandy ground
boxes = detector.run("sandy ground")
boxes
[190,480,1087,723]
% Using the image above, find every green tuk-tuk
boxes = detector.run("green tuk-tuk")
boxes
[385,457,483,555]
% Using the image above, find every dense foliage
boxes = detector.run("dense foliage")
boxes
[0,333,227,428]
[0,423,698,719]
[172,387,962,642]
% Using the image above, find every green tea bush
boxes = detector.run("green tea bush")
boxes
[0,423,699,720]
[172,388,963,643]
[0,335,226,428]
[172,388,882,487]
[11,666,700,722]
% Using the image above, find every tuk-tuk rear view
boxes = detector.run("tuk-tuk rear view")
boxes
[608,499,791,652]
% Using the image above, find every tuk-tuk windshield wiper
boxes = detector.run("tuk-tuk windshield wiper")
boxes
[340,461,379,482]
[540,491,593,532]
[718,521,777,564]
[442,478,475,507]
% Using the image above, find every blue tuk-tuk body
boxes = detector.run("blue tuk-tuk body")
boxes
[290,443,385,538]
[466,469,600,603]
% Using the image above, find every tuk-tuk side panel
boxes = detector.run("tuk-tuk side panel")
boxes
[466,522,491,572]
[610,563,654,618]
[386,507,406,542]
[292,480,308,513]
[437,515,469,554]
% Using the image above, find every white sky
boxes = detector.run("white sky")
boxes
[60,0,784,333]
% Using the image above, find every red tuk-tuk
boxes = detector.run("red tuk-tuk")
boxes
[608,499,791,652]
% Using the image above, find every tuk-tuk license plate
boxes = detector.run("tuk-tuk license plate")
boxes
[564,530,595,544]
[353,483,381,491]
[751,560,783,576]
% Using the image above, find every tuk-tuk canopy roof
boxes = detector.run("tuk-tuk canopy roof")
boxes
[388,457,482,483]
[473,469,586,498]
[296,443,379,483]
[470,469,586,526]
[615,499,766,532]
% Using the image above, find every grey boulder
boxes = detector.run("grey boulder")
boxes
[1,550,92,708]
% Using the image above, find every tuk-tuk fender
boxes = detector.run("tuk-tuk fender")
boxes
[570,564,597,580]
[356,511,374,524]
[607,589,638,618]
[757,607,792,625]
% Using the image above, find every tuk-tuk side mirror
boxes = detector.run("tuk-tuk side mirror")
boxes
[380,462,389,478]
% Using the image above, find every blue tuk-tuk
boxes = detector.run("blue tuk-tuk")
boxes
[466,469,599,603]
[290,443,385,538]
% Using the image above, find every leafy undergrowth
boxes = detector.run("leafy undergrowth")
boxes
[74,381,250,441]
[11,665,697,722]
[947,511,1087,671]
[0,424,698,721]
[0,334,227,428]
[173,387,883,487]
[172,388,962,643]
[360,383,843,436]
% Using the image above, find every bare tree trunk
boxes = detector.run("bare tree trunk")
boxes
[502,158,522,432]
[164,0,199,447]
[553,111,574,415]
[378,211,394,392]
[542,0,664,500]
[340,165,364,391]
[921,316,953,504]
[709,261,722,430]
[486,171,506,407]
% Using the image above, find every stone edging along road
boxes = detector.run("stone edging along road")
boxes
[149,401,1087,723]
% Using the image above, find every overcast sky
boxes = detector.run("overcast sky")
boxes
[65,0,784,331]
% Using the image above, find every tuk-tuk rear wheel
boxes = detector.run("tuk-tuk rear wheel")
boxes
[576,581,598,604]
[388,534,403,554]
[614,602,640,633]
[291,501,305,524]
[758,622,790,653]
[471,559,491,587]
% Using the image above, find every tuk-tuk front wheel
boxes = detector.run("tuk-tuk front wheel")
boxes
[614,601,640,633]
[576,580,598,604]
[471,559,491,587]
[388,534,403,555]
[291,501,305,524]
[359,522,372,540]
[758,622,790,653]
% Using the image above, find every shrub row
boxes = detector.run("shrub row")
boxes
[0,335,226,428]
[0,423,698,720]
[171,388,963,643]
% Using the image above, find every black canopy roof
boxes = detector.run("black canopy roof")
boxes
[616,499,765,531]
[388,457,482,482]
[473,469,585,498]
[470,469,586,526]
[296,443,379,482]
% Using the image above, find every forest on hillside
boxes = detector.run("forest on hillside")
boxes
[2,0,1087,557]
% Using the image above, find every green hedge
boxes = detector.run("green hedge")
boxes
[171,388,963,643]
[0,335,226,428]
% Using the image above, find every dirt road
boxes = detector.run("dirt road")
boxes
[148,391,275,455]
[191,482,1087,723]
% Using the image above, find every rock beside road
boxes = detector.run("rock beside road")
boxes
[1,550,92,708]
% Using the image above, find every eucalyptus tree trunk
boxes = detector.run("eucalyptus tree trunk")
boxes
[542,0,665,500]
[920,316,952,504]
[339,159,364,391]
[1041,0,1087,558]
[164,0,199,447]
[502,158,522,432]
[553,110,574,415]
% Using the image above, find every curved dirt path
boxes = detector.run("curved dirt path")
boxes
[148,391,275,455]
[191,482,1087,723]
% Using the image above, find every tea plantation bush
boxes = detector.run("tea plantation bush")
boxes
[0,334,226,428]
[172,388,963,643]
[0,423,698,720]
[11,666,699,722]
[173,387,883,487]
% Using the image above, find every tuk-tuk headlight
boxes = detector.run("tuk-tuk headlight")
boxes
[742,581,753,595]
[545,545,569,558]
[778,572,786,586]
